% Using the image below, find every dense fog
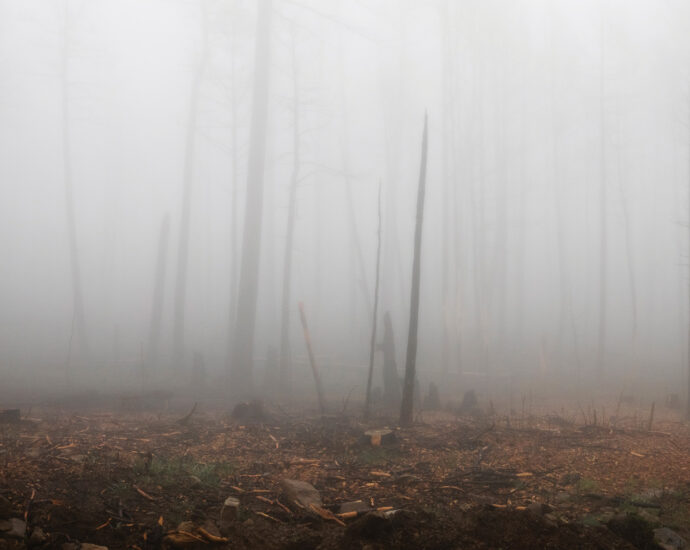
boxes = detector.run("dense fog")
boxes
[1,0,689,403]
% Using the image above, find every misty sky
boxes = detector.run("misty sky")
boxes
[1,0,689,393]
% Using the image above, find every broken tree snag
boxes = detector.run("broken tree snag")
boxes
[647,401,655,431]
[400,113,429,427]
[381,311,401,408]
[298,302,326,415]
[364,179,384,419]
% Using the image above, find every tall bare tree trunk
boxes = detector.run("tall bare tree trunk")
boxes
[146,214,170,376]
[439,0,457,375]
[400,115,429,427]
[364,181,383,419]
[173,0,208,371]
[226,1,240,378]
[687,96,690,421]
[279,26,300,392]
[230,0,272,396]
[61,0,88,376]
[597,5,608,376]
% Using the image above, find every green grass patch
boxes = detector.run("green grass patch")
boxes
[134,455,236,488]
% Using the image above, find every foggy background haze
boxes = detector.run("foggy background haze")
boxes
[1,0,689,403]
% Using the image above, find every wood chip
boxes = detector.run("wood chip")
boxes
[134,485,156,501]
[255,511,283,523]
[198,526,228,543]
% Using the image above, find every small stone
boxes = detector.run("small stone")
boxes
[543,513,559,527]
[654,527,687,550]
[29,526,47,544]
[0,518,25,539]
[0,496,13,519]
[177,521,195,533]
[527,502,544,515]
[280,479,322,509]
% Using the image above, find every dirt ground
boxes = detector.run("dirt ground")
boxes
[0,397,689,549]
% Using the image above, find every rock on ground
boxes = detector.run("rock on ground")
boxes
[280,479,322,509]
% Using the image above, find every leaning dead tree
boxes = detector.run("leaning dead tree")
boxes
[364,180,384,419]
[400,114,429,427]
[298,302,326,415]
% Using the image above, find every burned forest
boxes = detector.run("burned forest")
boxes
[1,1,690,549]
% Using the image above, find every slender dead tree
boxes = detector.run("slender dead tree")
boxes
[597,3,608,376]
[61,0,88,372]
[364,180,383,419]
[230,0,273,395]
[687,94,690,421]
[146,214,170,374]
[400,114,429,427]
[226,0,240,371]
[172,0,208,371]
[298,302,326,415]
[279,25,300,392]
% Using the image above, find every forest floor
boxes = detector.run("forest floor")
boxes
[1,396,689,549]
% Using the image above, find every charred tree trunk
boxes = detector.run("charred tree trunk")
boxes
[364,181,383,419]
[230,0,272,396]
[146,214,170,374]
[400,115,429,427]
